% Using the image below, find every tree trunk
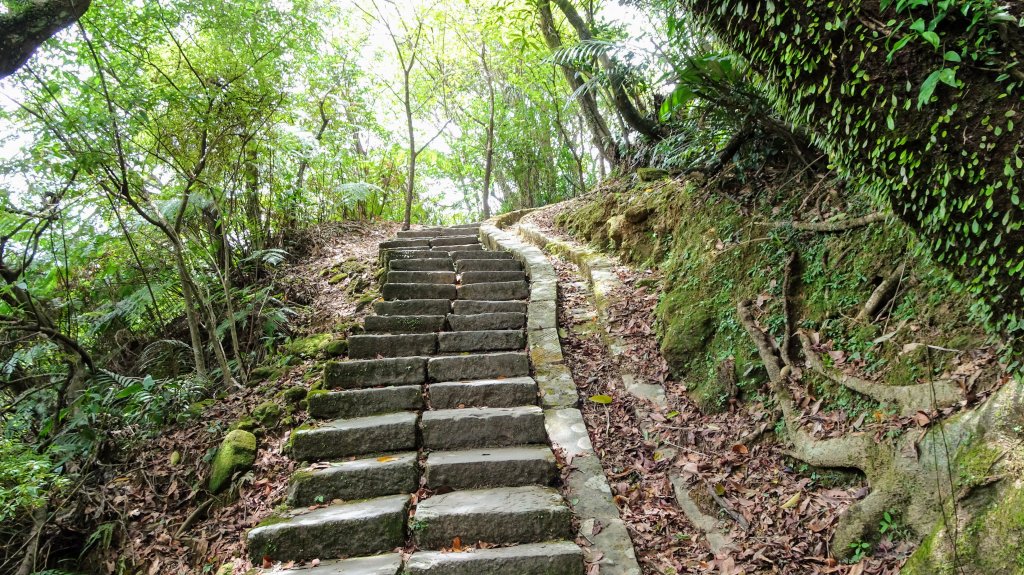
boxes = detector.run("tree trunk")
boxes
[170,239,208,379]
[402,68,416,231]
[480,45,496,220]
[0,0,92,78]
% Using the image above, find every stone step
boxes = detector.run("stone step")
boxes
[398,227,479,238]
[420,406,546,450]
[288,452,418,506]
[379,239,430,250]
[450,250,513,260]
[387,271,457,284]
[456,259,524,273]
[459,270,527,284]
[412,486,571,549]
[247,495,409,563]
[265,554,403,575]
[427,352,529,381]
[457,281,529,301]
[290,412,418,461]
[383,283,457,301]
[308,386,423,419]
[430,235,480,247]
[437,330,525,353]
[385,249,451,260]
[452,300,528,315]
[424,446,557,491]
[348,334,437,359]
[389,258,455,272]
[429,377,538,409]
[405,542,583,575]
[375,299,451,316]
[364,315,446,334]
[326,357,427,389]
[447,312,526,331]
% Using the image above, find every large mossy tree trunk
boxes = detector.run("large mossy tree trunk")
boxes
[684,0,1024,342]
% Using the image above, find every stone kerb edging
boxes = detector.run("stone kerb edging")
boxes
[479,219,643,575]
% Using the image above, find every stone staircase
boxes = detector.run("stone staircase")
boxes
[247,224,585,574]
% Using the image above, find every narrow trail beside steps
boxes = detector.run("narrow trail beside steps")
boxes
[245,224,625,574]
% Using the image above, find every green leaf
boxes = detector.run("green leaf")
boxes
[920,31,940,49]
[943,51,961,62]
[588,394,613,404]
[918,70,941,108]
[938,68,957,87]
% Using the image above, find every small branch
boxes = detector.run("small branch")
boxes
[174,498,214,539]
[856,262,905,322]
[772,211,888,232]
[705,482,749,530]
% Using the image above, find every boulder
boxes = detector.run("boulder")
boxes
[209,430,257,493]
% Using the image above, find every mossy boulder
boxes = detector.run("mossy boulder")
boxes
[280,385,307,404]
[209,430,257,493]
[281,334,341,359]
[230,417,258,433]
[250,365,284,384]
[659,302,715,372]
[636,167,670,181]
[252,401,282,428]
[324,339,348,358]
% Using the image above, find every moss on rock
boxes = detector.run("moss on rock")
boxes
[209,430,257,493]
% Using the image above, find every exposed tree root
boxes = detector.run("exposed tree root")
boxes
[856,261,905,322]
[798,332,962,417]
[772,211,888,232]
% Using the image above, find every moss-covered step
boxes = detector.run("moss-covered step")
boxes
[412,486,572,549]
[428,376,538,409]
[347,334,438,359]
[287,452,418,506]
[308,386,423,419]
[264,554,403,575]
[405,541,584,575]
[455,258,524,273]
[382,283,457,301]
[246,494,410,563]
[451,300,528,315]
[424,446,557,491]
[429,235,480,247]
[456,281,529,301]
[449,250,513,261]
[420,406,547,450]
[427,352,529,381]
[389,258,455,272]
[459,271,527,284]
[446,312,526,331]
[437,330,525,353]
[374,299,452,316]
[325,357,426,389]
[364,315,447,334]
[397,227,480,238]
[386,271,457,284]
[290,412,418,461]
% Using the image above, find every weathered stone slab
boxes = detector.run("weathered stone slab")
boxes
[383,283,457,301]
[389,258,455,272]
[247,495,410,563]
[528,327,563,366]
[437,330,525,353]
[527,299,558,331]
[385,249,451,260]
[308,385,423,419]
[288,452,418,506]
[450,250,513,260]
[460,271,527,284]
[424,446,557,491]
[420,406,546,449]
[264,554,404,575]
[364,315,446,334]
[398,227,479,238]
[325,357,427,389]
[457,281,529,301]
[412,486,571,548]
[456,259,524,273]
[348,334,437,359]
[429,377,537,409]
[386,271,456,284]
[379,239,430,250]
[452,300,528,315]
[447,312,526,331]
[375,299,451,316]
[427,352,529,381]
[405,541,584,575]
[534,362,579,409]
[290,412,418,461]
[430,235,480,247]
